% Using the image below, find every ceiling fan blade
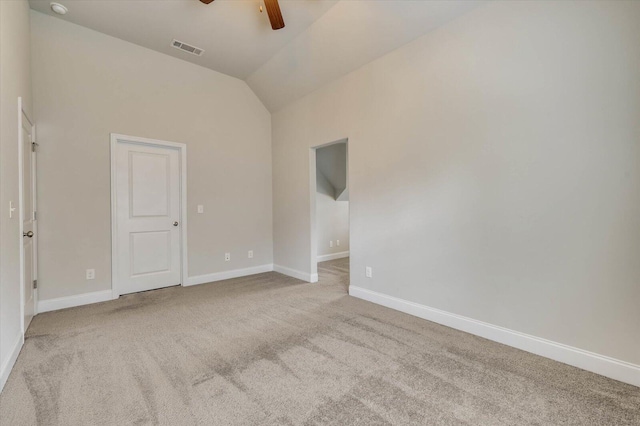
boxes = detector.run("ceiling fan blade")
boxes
[264,0,285,30]
[199,0,214,4]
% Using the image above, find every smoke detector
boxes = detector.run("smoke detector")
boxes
[50,2,68,15]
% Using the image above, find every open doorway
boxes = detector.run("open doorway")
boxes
[310,138,349,288]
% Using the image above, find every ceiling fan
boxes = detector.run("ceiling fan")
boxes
[199,0,285,31]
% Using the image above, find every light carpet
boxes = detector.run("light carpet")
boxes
[0,258,638,425]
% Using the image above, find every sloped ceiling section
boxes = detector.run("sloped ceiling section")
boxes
[29,0,483,112]
[28,0,339,79]
[317,142,348,201]
[247,0,484,111]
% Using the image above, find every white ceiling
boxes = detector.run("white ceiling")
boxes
[248,0,484,111]
[29,0,483,111]
[29,0,339,79]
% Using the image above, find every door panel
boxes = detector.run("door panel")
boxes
[115,141,181,295]
[130,231,172,275]
[130,152,169,217]
[22,114,35,330]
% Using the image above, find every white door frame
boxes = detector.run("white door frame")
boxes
[18,97,37,331]
[110,133,188,298]
[309,137,349,283]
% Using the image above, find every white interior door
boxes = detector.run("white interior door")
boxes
[114,141,182,295]
[21,110,36,330]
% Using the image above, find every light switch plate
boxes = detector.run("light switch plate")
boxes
[197,205,204,214]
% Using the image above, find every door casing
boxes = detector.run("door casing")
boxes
[110,133,188,298]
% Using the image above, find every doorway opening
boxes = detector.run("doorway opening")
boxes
[110,134,188,297]
[310,138,349,288]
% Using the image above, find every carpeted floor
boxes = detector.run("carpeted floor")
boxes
[0,258,638,425]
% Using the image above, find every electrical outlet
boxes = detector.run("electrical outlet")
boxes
[330,241,333,248]
[365,267,372,278]
[225,252,231,262]
[86,269,95,280]
[248,250,253,259]
[336,240,340,246]
[197,205,204,214]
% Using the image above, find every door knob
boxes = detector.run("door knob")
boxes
[173,221,179,227]
[23,231,34,238]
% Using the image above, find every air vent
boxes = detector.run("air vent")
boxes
[171,39,204,56]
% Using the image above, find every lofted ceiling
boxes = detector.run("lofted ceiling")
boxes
[248,0,484,111]
[28,0,339,79]
[29,0,483,111]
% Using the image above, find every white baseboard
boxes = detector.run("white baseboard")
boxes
[317,251,350,262]
[274,264,318,283]
[38,290,115,314]
[185,264,274,287]
[0,332,24,393]
[38,265,277,312]
[349,285,640,387]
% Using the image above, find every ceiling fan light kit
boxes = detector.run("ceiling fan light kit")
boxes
[199,0,285,30]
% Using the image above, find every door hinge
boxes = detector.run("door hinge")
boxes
[32,142,38,152]
[33,211,37,220]
[33,279,37,289]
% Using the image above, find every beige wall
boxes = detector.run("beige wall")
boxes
[316,169,349,257]
[273,1,640,365]
[0,0,32,381]
[31,11,272,301]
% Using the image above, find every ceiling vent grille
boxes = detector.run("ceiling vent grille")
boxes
[171,39,204,56]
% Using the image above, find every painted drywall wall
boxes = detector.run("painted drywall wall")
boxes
[272,0,640,366]
[31,11,272,301]
[316,168,349,257]
[0,0,32,386]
